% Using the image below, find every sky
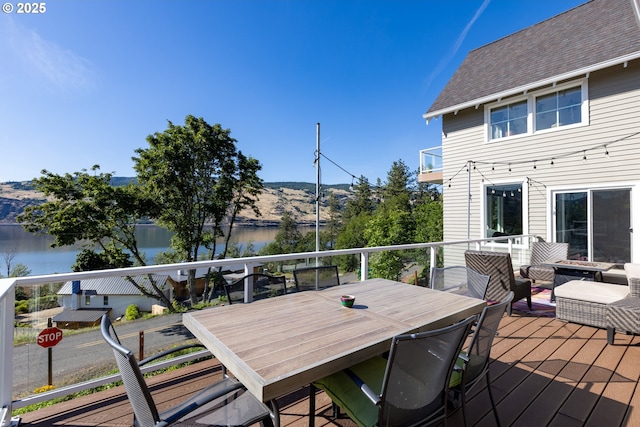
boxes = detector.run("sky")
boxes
[0,0,587,185]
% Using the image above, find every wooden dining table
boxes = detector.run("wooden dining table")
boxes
[182,278,486,422]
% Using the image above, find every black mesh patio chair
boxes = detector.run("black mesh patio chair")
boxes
[465,250,531,316]
[224,273,287,304]
[449,292,513,427]
[100,314,275,427]
[431,266,490,300]
[519,241,569,283]
[293,265,340,292]
[310,316,475,427]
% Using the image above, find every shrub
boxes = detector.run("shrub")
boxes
[125,304,139,320]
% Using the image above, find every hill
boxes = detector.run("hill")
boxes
[0,180,351,226]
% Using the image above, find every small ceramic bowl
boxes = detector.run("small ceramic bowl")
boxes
[340,295,355,308]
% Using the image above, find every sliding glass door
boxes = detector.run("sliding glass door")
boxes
[554,188,631,262]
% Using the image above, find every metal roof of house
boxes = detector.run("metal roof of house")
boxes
[52,308,108,324]
[57,275,169,296]
[425,0,640,120]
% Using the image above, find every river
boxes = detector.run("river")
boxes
[0,224,311,276]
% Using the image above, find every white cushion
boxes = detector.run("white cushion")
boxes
[554,280,629,304]
[625,263,640,280]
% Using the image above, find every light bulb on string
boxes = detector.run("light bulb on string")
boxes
[605,145,609,157]
[508,164,512,174]
[550,158,555,166]
[583,151,587,162]
[533,160,537,170]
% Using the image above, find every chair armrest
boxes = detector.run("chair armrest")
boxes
[138,343,208,367]
[344,368,381,406]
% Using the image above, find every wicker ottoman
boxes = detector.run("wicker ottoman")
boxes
[606,296,640,344]
[554,280,629,329]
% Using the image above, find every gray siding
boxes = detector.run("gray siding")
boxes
[439,59,640,264]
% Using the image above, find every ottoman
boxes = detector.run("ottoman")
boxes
[554,280,629,328]
[606,296,640,344]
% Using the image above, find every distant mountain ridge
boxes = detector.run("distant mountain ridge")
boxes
[0,180,351,226]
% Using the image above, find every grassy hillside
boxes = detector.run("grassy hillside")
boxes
[0,180,350,225]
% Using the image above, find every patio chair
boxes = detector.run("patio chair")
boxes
[519,241,569,283]
[310,316,475,427]
[100,314,275,427]
[449,292,514,427]
[293,265,340,291]
[465,250,531,316]
[224,273,287,304]
[430,266,490,299]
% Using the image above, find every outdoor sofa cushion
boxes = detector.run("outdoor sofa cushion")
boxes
[553,281,629,304]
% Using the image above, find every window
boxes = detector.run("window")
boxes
[485,183,523,238]
[103,296,109,306]
[487,80,587,141]
[535,87,582,131]
[85,295,91,306]
[490,100,527,139]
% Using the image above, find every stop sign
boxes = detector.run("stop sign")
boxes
[37,327,63,348]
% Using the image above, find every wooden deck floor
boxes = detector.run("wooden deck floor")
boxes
[16,312,640,427]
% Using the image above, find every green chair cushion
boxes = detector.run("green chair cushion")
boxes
[313,356,387,427]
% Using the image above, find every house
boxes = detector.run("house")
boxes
[421,0,640,265]
[54,275,171,328]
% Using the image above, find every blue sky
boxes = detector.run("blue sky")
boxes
[1,0,586,185]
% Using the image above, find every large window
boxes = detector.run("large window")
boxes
[485,183,523,238]
[490,100,527,139]
[535,87,582,131]
[554,188,631,262]
[487,80,587,141]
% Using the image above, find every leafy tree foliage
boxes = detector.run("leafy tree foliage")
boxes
[133,115,263,304]
[17,167,173,307]
[261,212,302,255]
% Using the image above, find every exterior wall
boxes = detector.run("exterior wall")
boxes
[60,294,166,318]
[439,59,640,265]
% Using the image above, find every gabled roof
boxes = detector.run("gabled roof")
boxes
[57,275,169,296]
[424,0,640,120]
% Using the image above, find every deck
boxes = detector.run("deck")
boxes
[16,312,640,426]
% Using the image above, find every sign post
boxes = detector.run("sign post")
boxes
[38,319,63,386]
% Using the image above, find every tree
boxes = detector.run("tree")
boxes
[364,207,415,280]
[381,159,413,212]
[18,167,172,307]
[261,212,302,255]
[133,115,263,304]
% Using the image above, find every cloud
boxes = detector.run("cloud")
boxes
[423,0,491,92]
[0,17,98,92]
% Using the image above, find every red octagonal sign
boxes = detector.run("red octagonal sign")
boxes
[37,327,63,348]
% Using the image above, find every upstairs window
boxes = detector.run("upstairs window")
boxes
[490,100,527,139]
[535,87,582,130]
[487,79,587,141]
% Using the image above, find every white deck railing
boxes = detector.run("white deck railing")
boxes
[0,234,537,426]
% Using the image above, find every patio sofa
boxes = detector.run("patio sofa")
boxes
[554,263,639,330]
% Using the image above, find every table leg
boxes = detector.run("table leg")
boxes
[268,399,280,427]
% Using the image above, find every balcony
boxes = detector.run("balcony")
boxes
[419,146,443,184]
[2,236,638,426]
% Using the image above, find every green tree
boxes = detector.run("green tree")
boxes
[261,212,302,255]
[381,159,413,212]
[133,116,263,304]
[17,167,172,307]
[343,176,375,221]
[365,207,415,280]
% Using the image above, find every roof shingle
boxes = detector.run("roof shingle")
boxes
[425,0,640,118]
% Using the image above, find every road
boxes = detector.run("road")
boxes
[12,313,195,398]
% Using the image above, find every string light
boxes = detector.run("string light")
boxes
[605,145,609,156]
[508,163,512,174]
[550,158,555,166]
[533,160,537,170]
[583,151,587,162]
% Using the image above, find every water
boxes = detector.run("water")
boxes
[0,224,303,276]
